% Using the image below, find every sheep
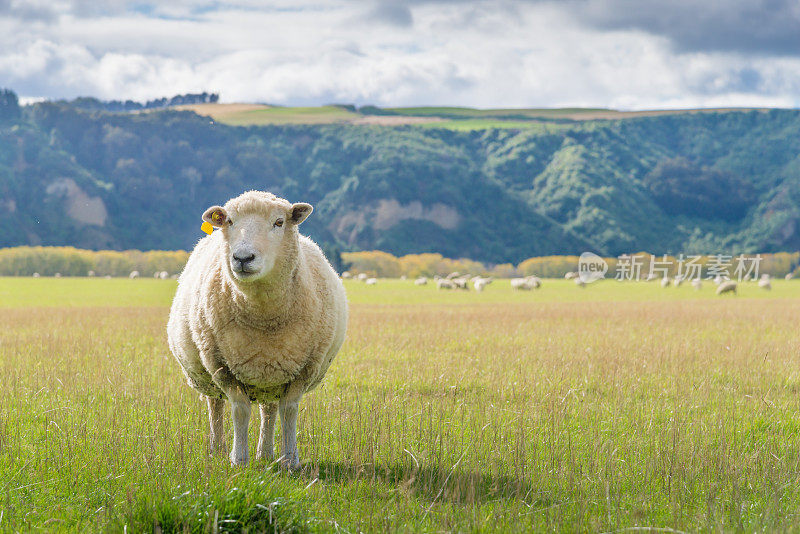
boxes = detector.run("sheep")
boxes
[674,276,684,287]
[446,271,461,280]
[758,274,771,290]
[574,277,586,288]
[716,280,737,295]
[691,278,702,290]
[510,276,541,290]
[87,270,95,277]
[473,277,492,292]
[564,272,578,280]
[365,277,377,285]
[167,191,347,469]
[400,275,407,281]
[452,277,470,290]
[54,273,61,278]
[32,272,40,278]
[436,278,456,290]
[357,273,368,282]
[660,276,671,288]
[414,276,428,286]
[159,271,169,280]
[341,271,352,279]
[786,273,794,280]
[129,270,140,279]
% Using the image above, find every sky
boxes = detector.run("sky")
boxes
[1,0,799,110]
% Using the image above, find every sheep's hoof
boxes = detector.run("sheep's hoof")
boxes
[229,452,249,466]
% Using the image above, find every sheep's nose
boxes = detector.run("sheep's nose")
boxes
[233,252,255,266]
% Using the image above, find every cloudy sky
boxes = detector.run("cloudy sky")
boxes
[2,0,799,109]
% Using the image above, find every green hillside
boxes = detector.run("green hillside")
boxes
[1,94,799,263]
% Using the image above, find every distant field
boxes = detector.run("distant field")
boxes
[2,277,800,531]
[174,103,772,129]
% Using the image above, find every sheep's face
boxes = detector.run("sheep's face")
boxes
[203,198,313,283]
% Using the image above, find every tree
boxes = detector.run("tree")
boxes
[0,88,21,121]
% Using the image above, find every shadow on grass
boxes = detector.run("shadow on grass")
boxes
[299,460,540,508]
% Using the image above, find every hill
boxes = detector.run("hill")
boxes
[2,94,800,263]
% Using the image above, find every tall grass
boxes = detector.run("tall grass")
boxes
[1,278,800,531]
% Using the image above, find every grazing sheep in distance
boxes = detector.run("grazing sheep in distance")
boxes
[436,278,456,290]
[159,271,169,279]
[446,272,460,280]
[357,273,368,282]
[365,278,377,285]
[87,270,95,277]
[660,276,671,288]
[341,271,352,279]
[414,276,428,286]
[564,272,578,280]
[32,272,40,278]
[167,191,347,469]
[452,277,470,290]
[129,270,139,279]
[716,280,737,295]
[54,273,61,278]
[758,275,771,290]
[691,278,702,290]
[674,276,684,287]
[786,273,794,280]
[511,276,541,290]
[473,277,492,292]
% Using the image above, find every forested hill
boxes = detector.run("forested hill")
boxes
[2,96,800,263]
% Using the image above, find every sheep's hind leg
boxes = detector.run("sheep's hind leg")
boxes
[206,396,226,454]
[279,381,305,470]
[256,402,278,462]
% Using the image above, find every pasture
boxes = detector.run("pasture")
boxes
[1,277,800,532]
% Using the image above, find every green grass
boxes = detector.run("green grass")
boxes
[2,277,800,531]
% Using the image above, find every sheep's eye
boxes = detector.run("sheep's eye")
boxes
[274,218,284,228]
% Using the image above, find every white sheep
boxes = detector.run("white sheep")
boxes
[414,276,428,286]
[129,270,140,279]
[87,270,95,277]
[660,276,671,288]
[32,272,40,278]
[564,272,578,280]
[510,276,541,290]
[341,271,352,279]
[473,277,492,292]
[436,278,455,290]
[716,280,737,295]
[159,271,169,279]
[786,273,794,280]
[452,277,470,290]
[758,274,771,290]
[691,278,702,290]
[446,271,460,280]
[357,273,368,282]
[167,191,347,469]
[54,273,61,278]
[365,277,377,285]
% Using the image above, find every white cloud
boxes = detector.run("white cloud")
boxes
[0,0,799,109]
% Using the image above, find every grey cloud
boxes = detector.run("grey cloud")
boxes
[364,3,413,27]
[0,0,59,22]
[571,0,800,57]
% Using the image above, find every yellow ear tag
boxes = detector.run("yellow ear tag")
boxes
[201,221,214,235]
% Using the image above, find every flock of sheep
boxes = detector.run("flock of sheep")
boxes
[341,269,776,295]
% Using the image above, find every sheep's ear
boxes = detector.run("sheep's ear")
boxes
[203,206,228,227]
[289,202,313,225]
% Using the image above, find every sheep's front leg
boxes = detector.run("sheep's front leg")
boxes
[226,387,251,466]
[279,382,305,470]
[256,402,278,462]
[206,396,226,454]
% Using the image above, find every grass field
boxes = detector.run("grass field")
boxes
[2,277,800,532]
[172,104,773,130]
